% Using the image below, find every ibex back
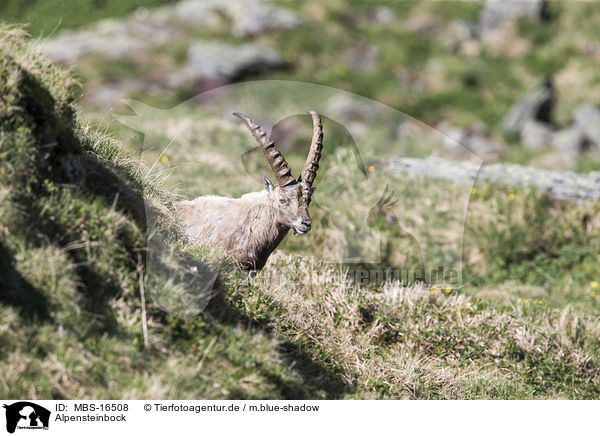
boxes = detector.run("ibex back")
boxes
[174,111,324,271]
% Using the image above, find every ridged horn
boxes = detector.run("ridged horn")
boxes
[233,112,296,187]
[300,110,323,187]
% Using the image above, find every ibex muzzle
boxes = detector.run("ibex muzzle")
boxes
[174,111,324,271]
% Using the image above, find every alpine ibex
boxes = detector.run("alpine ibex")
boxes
[175,111,323,271]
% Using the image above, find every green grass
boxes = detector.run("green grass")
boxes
[4,0,600,400]
[0,0,178,36]
[0,26,336,399]
[226,253,600,399]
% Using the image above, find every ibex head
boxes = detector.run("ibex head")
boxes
[233,111,323,235]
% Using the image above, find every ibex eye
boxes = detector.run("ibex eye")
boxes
[279,199,289,205]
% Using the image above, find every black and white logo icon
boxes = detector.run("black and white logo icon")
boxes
[3,402,50,433]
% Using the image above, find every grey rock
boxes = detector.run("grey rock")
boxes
[39,25,151,65]
[502,77,554,133]
[326,94,386,123]
[520,119,553,150]
[386,155,600,202]
[574,105,600,150]
[40,0,300,65]
[173,1,225,29]
[479,0,548,35]
[395,121,422,141]
[174,0,300,37]
[552,126,586,156]
[370,7,395,24]
[227,0,300,37]
[346,44,380,71]
[187,40,283,81]
[438,121,505,162]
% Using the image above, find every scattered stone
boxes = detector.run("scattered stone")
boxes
[395,121,423,141]
[187,40,284,81]
[39,25,152,65]
[345,44,380,71]
[479,0,549,35]
[437,121,505,162]
[369,6,396,24]
[173,1,226,29]
[325,94,386,123]
[446,19,477,52]
[226,0,300,37]
[573,105,600,150]
[520,119,553,150]
[552,126,587,156]
[502,77,554,134]
[39,0,300,65]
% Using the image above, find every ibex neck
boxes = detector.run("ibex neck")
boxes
[241,190,289,270]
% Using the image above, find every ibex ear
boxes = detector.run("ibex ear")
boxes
[263,176,275,193]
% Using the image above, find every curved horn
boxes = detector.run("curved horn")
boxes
[233,112,296,187]
[300,110,323,187]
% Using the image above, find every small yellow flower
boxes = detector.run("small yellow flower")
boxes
[430,288,439,295]
[368,165,375,173]
[445,287,452,293]
[470,187,477,195]
[537,300,543,305]
[161,155,169,163]
[517,298,522,303]
[508,193,515,201]
[524,299,529,304]
[590,281,599,289]
[450,183,457,191]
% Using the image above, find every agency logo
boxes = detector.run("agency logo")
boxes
[3,402,50,434]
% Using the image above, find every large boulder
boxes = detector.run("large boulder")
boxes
[502,77,555,134]
[573,105,600,150]
[520,119,553,150]
[479,0,549,35]
[187,40,284,81]
[551,126,587,156]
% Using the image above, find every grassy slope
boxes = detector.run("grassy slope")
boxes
[0,26,332,399]
[3,3,600,398]
[113,104,600,398]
